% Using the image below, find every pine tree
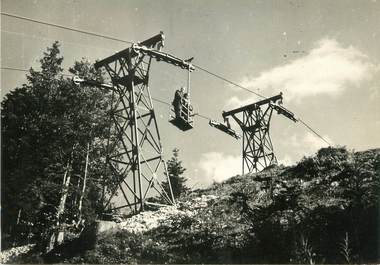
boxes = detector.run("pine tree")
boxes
[162,148,189,199]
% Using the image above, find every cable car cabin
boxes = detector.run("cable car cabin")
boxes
[170,96,194,131]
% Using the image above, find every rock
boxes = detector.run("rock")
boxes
[0,244,35,264]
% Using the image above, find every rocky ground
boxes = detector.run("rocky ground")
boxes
[0,244,35,264]
[95,194,219,234]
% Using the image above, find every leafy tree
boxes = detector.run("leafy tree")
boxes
[1,42,112,249]
[286,147,380,263]
[162,148,189,199]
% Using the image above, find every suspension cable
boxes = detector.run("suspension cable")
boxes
[150,97,171,107]
[190,64,332,146]
[193,63,266,99]
[1,12,133,44]
[1,12,261,99]
[1,66,32,73]
[1,66,216,122]
[0,12,332,146]
[298,118,332,146]
[2,66,332,146]
[195,113,213,121]
[1,66,74,77]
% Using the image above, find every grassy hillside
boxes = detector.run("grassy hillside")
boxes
[11,147,380,264]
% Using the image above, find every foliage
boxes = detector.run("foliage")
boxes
[162,148,189,199]
[292,235,316,264]
[1,42,112,249]
[56,147,379,264]
[4,113,379,265]
[340,232,352,264]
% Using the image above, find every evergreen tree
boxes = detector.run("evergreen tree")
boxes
[162,148,189,199]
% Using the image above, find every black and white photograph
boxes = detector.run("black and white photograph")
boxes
[1,0,379,263]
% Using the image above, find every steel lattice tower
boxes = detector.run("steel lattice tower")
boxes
[94,33,194,214]
[223,93,297,174]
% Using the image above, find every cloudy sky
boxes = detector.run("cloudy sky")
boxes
[2,0,380,188]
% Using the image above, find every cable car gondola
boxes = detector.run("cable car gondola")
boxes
[169,65,194,131]
[169,87,194,131]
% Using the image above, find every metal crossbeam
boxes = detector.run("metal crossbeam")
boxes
[222,94,282,117]
[132,45,195,71]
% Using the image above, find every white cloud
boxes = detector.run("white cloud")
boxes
[369,66,380,100]
[197,133,331,184]
[369,86,380,100]
[227,38,377,107]
[198,152,241,184]
[276,131,333,166]
[277,155,294,166]
[302,131,332,150]
[292,132,332,156]
[226,95,257,109]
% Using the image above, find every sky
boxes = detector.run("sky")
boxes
[2,0,380,188]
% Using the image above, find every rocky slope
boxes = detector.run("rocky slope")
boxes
[5,147,380,264]
[0,244,35,264]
